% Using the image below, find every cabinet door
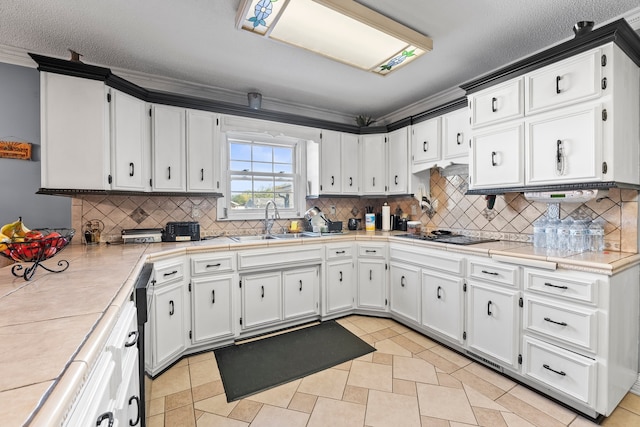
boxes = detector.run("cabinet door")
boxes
[320,130,342,194]
[66,352,116,426]
[242,272,281,329]
[283,266,319,320]
[152,104,186,191]
[411,118,440,167]
[526,104,602,185]
[525,48,601,115]
[114,338,141,427]
[358,259,387,311]
[422,270,464,343]
[187,109,219,192]
[387,128,409,194]
[471,78,524,128]
[341,133,360,195]
[443,108,470,161]
[467,281,520,368]
[40,72,110,190]
[389,262,420,324]
[361,134,386,194]
[470,122,524,189]
[326,260,354,314]
[110,89,149,191]
[151,281,186,369]
[191,275,234,343]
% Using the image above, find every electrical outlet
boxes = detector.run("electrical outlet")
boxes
[330,205,336,215]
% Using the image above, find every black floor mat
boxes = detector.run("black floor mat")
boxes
[214,320,376,402]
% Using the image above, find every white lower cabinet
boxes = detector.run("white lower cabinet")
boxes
[325,243,355,316]
[389,261,420,324]
[284,266,319,320]
[422,270,464,343]
[191,275,234,343]
[241,271,282,330]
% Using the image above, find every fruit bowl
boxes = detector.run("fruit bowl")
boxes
[1,228,75,280]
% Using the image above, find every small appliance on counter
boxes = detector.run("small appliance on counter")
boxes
[304,207,342,233]
[122,228,163,244]
[162,221,200,241]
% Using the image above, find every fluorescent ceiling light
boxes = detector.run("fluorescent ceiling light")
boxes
[236,0,433,75]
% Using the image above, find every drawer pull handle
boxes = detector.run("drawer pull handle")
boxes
[206,263,222,268]
[299,279,303,292]
[481,270,499,276]
[400,275,406,287]
[456,132,462,145]
[544,317,567,326]
[129,162,135,177]
[487,300,493,316]
[423,141,428,152]
[163,270,178,277]
[212,289,215,304]
[335,250,346,255]
[128,395,141,426]
[555,75,562,94]
[96,411,114,427]
[543,364,566,376]
[491,97,497,112]
[372,177,375,187]
[168,166,171,180]
[544,282,568,290]
[437,286,442,299]
[261,285,264,298]
[349,177,353,186]
[370,269,373,281]
[339,271,343,282]
[395,175,399,185]
[169,300,174,316]
[366,250,377,254]
[491,151,497,167]
[331,175,335,186]
[124,331,139,347]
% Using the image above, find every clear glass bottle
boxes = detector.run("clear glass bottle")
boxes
[588,220,604,252]
[545,219,560,250]
[556,217,573,253]
[532,217,547,248]
[569,219,588,253]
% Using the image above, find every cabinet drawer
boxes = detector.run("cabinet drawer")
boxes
[238,246,322,270]
[153,259,185,286]
[358,243,386,258]
[326,244,353,260]
[471,78,524,127]
[525,48,602,115]
[523,336,596,405]
[191,253,235,276]
[390,244,464,275]
[524,268,598,305]
[524,296,597,352]
[469,259,519,288]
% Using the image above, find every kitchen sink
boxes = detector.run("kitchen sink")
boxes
[228,232,321,242]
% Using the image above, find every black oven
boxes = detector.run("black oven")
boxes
[134,263,153,427]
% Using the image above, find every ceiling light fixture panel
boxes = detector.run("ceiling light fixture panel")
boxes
[236,0,433,75]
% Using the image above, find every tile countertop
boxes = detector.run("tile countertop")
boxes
[1,232,638,426]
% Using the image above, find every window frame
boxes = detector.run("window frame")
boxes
[218,131,308,221]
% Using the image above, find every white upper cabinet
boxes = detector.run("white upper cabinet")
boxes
[525,49,602,115]
[152,104,186,191]
[186,109,220,192]
[361,134,386,194]
[411,117,440,171]
[442,107,470,162]
[468,43,640,190]
[110,89,150,191]
[341,133,360,195]
[40,72,111,190]
[319,130,343,194]
[471,78,524,128]
[386,127,409,194]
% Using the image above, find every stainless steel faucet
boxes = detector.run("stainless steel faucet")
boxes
[264,200,280,235]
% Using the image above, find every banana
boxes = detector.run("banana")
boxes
[0,218,30,240]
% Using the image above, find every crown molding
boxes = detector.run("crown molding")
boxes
[0,44,35,68]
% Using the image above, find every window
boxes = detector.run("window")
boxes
[221,132,306,220]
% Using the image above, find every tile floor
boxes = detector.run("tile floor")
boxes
[146,315,640,427]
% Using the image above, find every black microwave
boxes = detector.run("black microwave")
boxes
[163,221,200,242]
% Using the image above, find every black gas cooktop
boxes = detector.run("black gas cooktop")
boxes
[396,232,499,245]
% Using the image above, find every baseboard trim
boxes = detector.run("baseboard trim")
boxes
[631,373,640,395]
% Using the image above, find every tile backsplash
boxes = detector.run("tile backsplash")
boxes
[72,168,637,252]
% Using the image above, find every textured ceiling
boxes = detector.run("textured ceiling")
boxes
[0,0,638,124]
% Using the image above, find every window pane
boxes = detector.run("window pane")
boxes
[230,160,252,171]
[253,161,273,173]
[274,146,292,163]
[253,145,272,162]
[230,176,252,192]
[230,142,251,161]
[274,163,292,173]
